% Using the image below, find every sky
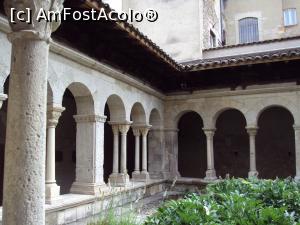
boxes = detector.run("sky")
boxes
[102,0,122,12]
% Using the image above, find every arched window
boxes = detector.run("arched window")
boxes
[239,17,259,44]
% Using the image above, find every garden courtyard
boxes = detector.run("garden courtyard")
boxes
[88,178,300,225]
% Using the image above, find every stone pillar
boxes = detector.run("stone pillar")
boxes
[140,125,151,180]
[111,124,120,174]
[71,115,107,195]
[109,122,131,186]
[132,127,141,178]
[294,125,300,181]
[203,128,217,181]
[246,126,259,178]
[148,127,167,179]
[45,105,65,204]
[3,1,63,224]
[164,128,181,179]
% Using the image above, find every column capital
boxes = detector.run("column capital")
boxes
[47,106,65,128]
[140,125,152,136]
[4,0,64,35]
[73,114,107,123]
[246,126,259,136]
[119,124,131,135]
[203,128,216,137]
[132,127,141,137]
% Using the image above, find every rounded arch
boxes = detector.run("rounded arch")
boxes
[130,102,146,124]
[149,108,162,128]
[105,94,126,122]
[212,107,248,128]
[256,106,295,179]
[177,111,207,178]
[175,110,204,128]
[214,108,249,178]
[256,104,295,125]
[65,82,95,115]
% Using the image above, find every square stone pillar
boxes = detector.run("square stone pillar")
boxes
[148,127,167,179]
[164,128,181,179]
[294,125,300,181]
[71,115,107,195]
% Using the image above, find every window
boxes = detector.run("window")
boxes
[284,8,298,26]
[210,30,217,48]
[239,17,259,44]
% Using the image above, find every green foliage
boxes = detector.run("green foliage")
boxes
[89,208,139,225]
[144,178,300,225]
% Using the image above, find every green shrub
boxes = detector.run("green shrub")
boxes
[144,178,300,225]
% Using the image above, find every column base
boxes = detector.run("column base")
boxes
[45,183,60,204]
[70,182,107,195]
[295,175,300,182]
[132,171,150,182]
[204,169,217,181]
[108,173,130,187]
[248,171,259,178]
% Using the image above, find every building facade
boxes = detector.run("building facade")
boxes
[0,0,299,224]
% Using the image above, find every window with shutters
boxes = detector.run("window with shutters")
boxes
[283,8,298,26]
[239,17,259,44]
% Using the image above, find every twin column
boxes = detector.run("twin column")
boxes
[109,123,151,186]
[132,125,151,181]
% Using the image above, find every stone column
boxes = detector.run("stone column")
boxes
[71,115,107,195]
[203,128,217,181]
[3,1,63,225]
[294,125,300,181]
[111,124,120,175]
[140,125,151,180]
[119,123,131,184]
[45,105,65,204]
[132,127,141,179]
[246,126,259,178]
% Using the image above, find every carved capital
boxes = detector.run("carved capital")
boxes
[140,125,152,136]
[119,124,131,135]
[4,0,64,36]
[246,126,259,136]
[203,128,216,139]
[111,125,119,135]
[47,106,65,127]
[132,128,141,137]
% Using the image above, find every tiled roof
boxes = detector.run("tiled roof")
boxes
[184,48,300,71]
[203,36,300,51]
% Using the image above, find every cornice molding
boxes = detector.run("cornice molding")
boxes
[166,84,300,101]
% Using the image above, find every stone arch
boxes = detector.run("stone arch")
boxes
[106,94,126,122]
[214,108,249,178]
[149,108,162,128]
[256,104,295,126]
[130,102,146,124]
[212,107,248,128]
[175,110,204,127]
[66,82,95,115]
[177,111,207,178]
[256,106,295,178]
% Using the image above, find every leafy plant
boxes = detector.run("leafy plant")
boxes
[144,178,300,225]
